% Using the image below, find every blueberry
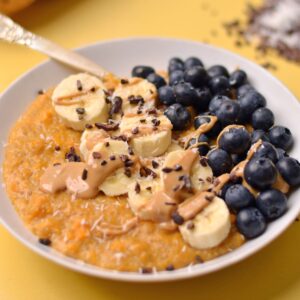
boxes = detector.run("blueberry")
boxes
[164,103,191,131]
[218,127,251,154]
[173,82,198,106]
[268,126,293,151]
[216,99,240,126]
[146,73,166,89]
[184,57,203,69]
[276,157,300,187]
[236,207,267,239]
[209,76,230,95]
[168,58,184,73]
[208,95,230,113]
[169,70,184,86]
[276,148,288,160]
[251,107,274,130]
[194,87,212,112]
[238,91,266,122]
[184,66,208,88]
[132,65,155,78]
[236,84,255,98]
[253,142,278,163]
[225,184,255,212]
[229,70,247,88]
[231,153,247,166]
[220,182,234,199]
[158,85,176,106]
[207,65,229,78]
[207,149,233,176]
[256,189,287,220]
[193,114,222,138]
[251,129,270,144]
[244,158,277,190]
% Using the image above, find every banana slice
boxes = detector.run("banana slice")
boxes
[112,77,157,116]
[119,113,172,157]
[88,139,136,196]
[127,179,162,217]
[179,197,231,249]
[52,73,109,131]
[80,128,110,161]
[162,150,213,192]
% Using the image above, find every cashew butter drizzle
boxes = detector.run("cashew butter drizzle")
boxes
[138,148,211,227]
[40,150,135,198]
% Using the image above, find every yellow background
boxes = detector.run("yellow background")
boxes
[0,0,300,299]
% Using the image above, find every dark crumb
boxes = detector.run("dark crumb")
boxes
[151,119,161,127]
[187,221,195,230]
[295,217,300,222]
[140,119,146,123]
[171,212,184,225]
[109,155,116,161]
[140,267,153,274]
[92,152,101,159]
[101,160,107,166]
[206,177,212,183]
[147,108,157,115]
[110,96,123,115]
[132,127,139,135]
[37,89,44,95]
[54,145,61,151]
[120,78,129,84]
[105,142,110,147]
[53,162,61,166]
[199,157,208,167]
[85,124,93,129]
[139,166,157,178]
[195,255,203,264]
[95,122,119,131]
[151,160,159,169]
[65,147,81,162]
[128,95,144,105]
[124,168,132,177]
[76,80,83,91]
[146,186,152,191]
[135,182,141,193]
[124,160,134,168]
[128,147,134,155]
[90,87,96,92]
[166,264,175,271]
[38,238,51,246]
[162,167,173,173]
[174,164,183,172]
[81,169,88,180]
[76,107,85,115]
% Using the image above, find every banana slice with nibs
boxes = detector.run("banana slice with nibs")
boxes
[52,73,109,131]
[119,113,173,157]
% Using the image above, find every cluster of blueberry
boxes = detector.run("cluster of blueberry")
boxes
[131,57,300,239]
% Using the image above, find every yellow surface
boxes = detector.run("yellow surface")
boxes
[0,0,299,299]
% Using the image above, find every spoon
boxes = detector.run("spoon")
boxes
[0,13,110,78]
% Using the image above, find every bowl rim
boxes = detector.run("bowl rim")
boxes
[1,36,300,282]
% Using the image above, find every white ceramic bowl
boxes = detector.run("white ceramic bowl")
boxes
[0,37,300,282]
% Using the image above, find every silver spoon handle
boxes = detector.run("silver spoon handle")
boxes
[0,14,109,78]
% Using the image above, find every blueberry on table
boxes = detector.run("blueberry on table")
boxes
[237,84,255,98]
[208,95,230,113]
[236,207,267,239]
[207,148,233,176]
[184,66,208,88]
[276,157,300,187]
[216,99,240,126]
[173,82,198,106]
[209,76,231,95]
[253,141,279,163]
[169,70,184,86]
[193,114,222,138]
[158,85,176,106]
[229,70,247,88]
[268,126,293,151]
[132,65,155,78]
[194,87,212,112]
[256,189,287,220]
[218,126,251,154]
[184,56,204,69]
[251,107,274,131]
[207,65,229,78]
[164,103,191,131]
[146,73,166,89]
[251,129,270,144]
[238,91,266,122]
[225,184,255,212]
[276,148,288,160]
[244,158,277,190]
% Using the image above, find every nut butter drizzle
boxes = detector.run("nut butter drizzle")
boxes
[138,149,212,227]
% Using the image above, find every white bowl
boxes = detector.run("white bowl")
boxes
[0,37,299,282]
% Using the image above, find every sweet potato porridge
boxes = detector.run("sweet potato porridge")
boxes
[3,57,299,273]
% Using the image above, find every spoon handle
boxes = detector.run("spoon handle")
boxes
[0,14,109,78]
